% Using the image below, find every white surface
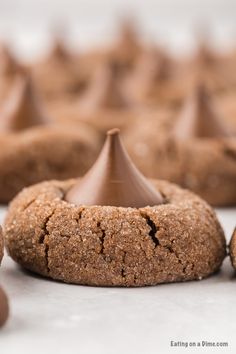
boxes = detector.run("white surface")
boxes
[0,206,235,354]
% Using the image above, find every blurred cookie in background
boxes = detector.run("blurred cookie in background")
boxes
[0,72,102,203]
[125,83,236,206]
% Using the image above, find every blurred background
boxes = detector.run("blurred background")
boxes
[0,0,236,59]
[0,0,235,205]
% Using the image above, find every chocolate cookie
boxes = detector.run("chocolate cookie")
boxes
[229,228,236,270]
[4,130,226,286]
[0,227,9,328]
[0,227,3,263]
[0,73,101,203]
[125,84,236,206]
[0,125,101,203]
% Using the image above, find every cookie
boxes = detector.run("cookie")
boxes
[0,73,101,203]
[229,228,236,270]
[0,227,9,328]
[0,227,3,263]
[4,129,226,286]
[125,84,236,206]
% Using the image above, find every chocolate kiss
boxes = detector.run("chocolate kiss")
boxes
[196,41,216,68]
[81,62,130,111]
[0,45,21,76]
[174,84,230,139]
[0,286,9,327]
[49,38,70,63]
[137,49,170,86]
[0,74,48,132]
[118,19,139,50]
[66,128,164,207]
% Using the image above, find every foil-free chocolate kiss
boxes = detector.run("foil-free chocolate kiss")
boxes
[66,128,164,207]
[0,73,48,132]
[173,83,231,139]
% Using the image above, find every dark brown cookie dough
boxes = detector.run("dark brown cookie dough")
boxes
[0,286,8,327]
[0,226,3,263]
[0,227,9,328]
[4,178,226,287]
[0,124,101,203]
[126,132,236,206]
[229,228,236,270]
[125,84,236,206]
[48,100,138,134]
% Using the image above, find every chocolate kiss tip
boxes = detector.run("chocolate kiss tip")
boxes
[0,73,48,132]
[81,62,130,111]
[107,128,120,136]
[65,129,164,208]
[174,83,230,140]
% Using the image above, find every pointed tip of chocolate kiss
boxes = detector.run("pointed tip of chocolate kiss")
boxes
[119,17,137,37]
[0,73,49,132]
[81,61,130,111]
[117,17,140,54]
[173,82,231,140]
[107,128,120,136]
[65,128,164,208]
[0,44,21,76]
[50,38,70,61]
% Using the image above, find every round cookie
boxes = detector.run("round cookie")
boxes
[125,83,236,206]
[0,124,101,203]
[4,130,226,286]
[229,228,236,270]
[0,287,8,327]
[0,227,9,328]
[0,73,102,203]
[0,227,3,263]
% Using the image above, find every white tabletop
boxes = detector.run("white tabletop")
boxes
[0,206,235,354]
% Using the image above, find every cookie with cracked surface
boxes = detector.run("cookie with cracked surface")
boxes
[4,179,226,286]
[4,129,226,286]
